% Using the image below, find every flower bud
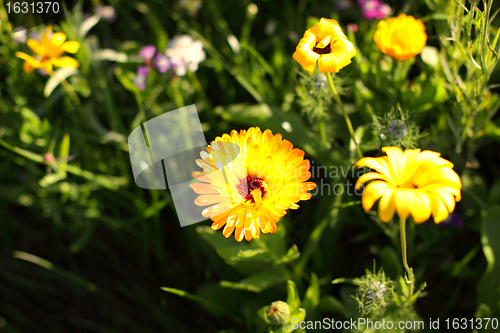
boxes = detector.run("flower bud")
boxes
[366,281,387,302]
[387,119,408,139]
[267,301,290,325]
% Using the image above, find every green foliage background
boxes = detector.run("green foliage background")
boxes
[1,0,500,332]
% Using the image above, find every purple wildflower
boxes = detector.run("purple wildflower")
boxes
[154,53,171,73]
[134,66,150,90]
[358,0,391,20]
[139,45,157,66]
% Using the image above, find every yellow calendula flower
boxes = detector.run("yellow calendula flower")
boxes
[190,127,316,242]
[355,147,461,223]
[15,25,80,74]
[374,14,427,61]
[293,18,356,74]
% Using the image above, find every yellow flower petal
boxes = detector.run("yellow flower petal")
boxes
[378,190,396,222]
[361,181,392,212]
[355,157,395,185]
[22,61,35,73]
[52,56,80,68]
[26,39,44,56]
[382,147,404,183]
[355,172,389,190]
[293,47,319,74]
[394,189,413,220]
[51,32,67,47]
[374,14,427,61]
[410,191,431,223]
[43,61,53,74]
[356,147,461,224]
[192,127,315,241]
[294,18,354,74]
[318,52,351,73]
[60,41,80,54]
[331,38,356,59]
[428,193,449,223]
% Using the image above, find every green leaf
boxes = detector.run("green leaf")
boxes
[302,273,320,315]
[58,133,70,175]
[220,267,291,293]
[69,221,96,253]
[92,49,134,63]
[216,246,271,263]
[114,68,140,93]
[237,248,268,258]
[257,305,271,324]
[286,280,301,312]
[280,308,306,333]
[318,295,348,318]
[44,68,79,98]
[274,245,300,266]
[477,205,500,315]
[161,286,232,317]
[196,225,231,249]
[39,173,65,187]
[79,14,100,38]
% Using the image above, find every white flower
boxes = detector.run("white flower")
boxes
[166,35,206,76]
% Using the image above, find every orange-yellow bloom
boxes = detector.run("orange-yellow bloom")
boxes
[374,14,427,61]
[16,25,80,74]
[190,127,316,242]
[293,18,356,74]
[355,147,461,223]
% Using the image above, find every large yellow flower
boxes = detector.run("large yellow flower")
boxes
[16,25,80,74]
[190,127,316,242]
[293,18,356,74]
[374,14,427,61]
[355,147,461,223]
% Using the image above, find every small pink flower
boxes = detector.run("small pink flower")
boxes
[358,0,391,20]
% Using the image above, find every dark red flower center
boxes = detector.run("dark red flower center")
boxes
[237,175,267,203]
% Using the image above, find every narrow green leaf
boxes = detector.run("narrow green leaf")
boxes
[161,286,233,317]
[220,267,290,293]
[58,133,70,175]
[319,295,348,317]
[302,273,320,313]
[274,245,300,266]
[477,205,500,315]
[280,308,306,333]
[79,15,100,38]
[286,280,301,312]
[44,68,78,97]
[114,68,140,93]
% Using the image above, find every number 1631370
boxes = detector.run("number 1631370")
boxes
[6,2,60,14]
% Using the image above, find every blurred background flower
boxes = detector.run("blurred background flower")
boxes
[12,27,27,44]
[374,14,427,60]
[358,0,391,20]
[166,35,206,76]
[179,0,202,16]
[95,4,117,22]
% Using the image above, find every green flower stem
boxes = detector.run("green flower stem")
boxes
[325,72,363,159]
[399,217,415,297]
[316,107,329,148]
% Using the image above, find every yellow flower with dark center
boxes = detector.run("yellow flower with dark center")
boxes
[355,147,461,223]
[16,25,80,74]
[293,18,356,74]
[374,14,427,61]
[190,127,316,242]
